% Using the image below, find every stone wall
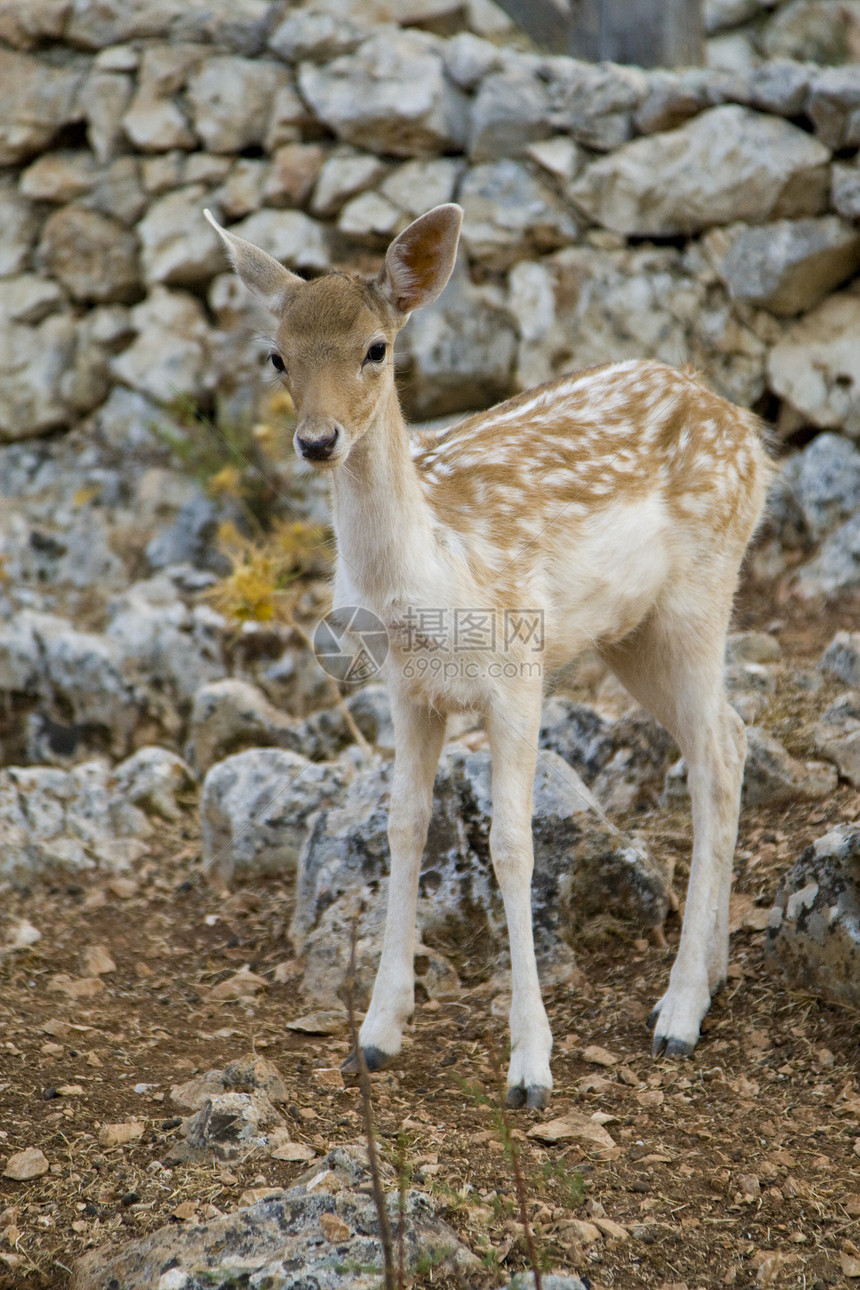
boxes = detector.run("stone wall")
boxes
[3,0,860,451]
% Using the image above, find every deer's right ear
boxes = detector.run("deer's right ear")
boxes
[377,203,463,316]
[205,209,302,315]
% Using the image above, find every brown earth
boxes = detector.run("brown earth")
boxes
[0,582,859,1290]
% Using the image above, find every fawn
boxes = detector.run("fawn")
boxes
[207,203,771,1108]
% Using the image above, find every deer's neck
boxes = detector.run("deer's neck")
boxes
[330,392,433,607]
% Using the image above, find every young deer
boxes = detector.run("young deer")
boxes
[206,203,771,1109]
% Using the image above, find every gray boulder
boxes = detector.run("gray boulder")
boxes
[814,691,860,787]
[291,746,671,1005]
[570,104,830,237]
[0,48,83,166]
[772,433,860,545]
[795,512,860,597]
[742,726,837,805]
[459,159,578,271]
[186,57,287,153]
[69,1146,477,1290]
[199,746,352,885]
[820,631,860,687]
[468,64,553,162]
[706,217,860,317]
[297,30,469,157]
[767,824,860,1009]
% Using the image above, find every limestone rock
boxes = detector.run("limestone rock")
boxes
[291,746,670,1005]
[0,183,40,277]
[742,726,837,805]
[69,1146,477,1290]
[0,759,150,879]
[763,0,860,65]
[570,104,830,237]
[0,0,69,49]
[747,59,813,116]
[767,824,860,1009]
[37,206,140,304]
[0,314,76,442]
[112,746,196,820]
[468,65,553,162]
[80,69,135,163]
[137,185,223,286]
[297,30,469,157]
[187,677,311,775]
[21,149,101,204]
[808,65,860,148]
[0,48,83,166]
[833,158,860,221]
[199,746,352,885]
[773,432,860,543]
[379,156,462,218]
[814,691,860,787]
[706,217,860,316]
[268,8,369,62]
[310,150,390,219]
[398,267,517,417]
[795,513,860,596]
[459,159,578,271]
[548,59,646,152]
[820,631,860,687]
[3,1147,49,1181]
[64,0,271,55]
[337,191,403,244]
[173,1091,287,1163]
[121,45,202,153]
[186,57,287,153]
[443,30,503,89]
[110,287,214,404]
[767,291,860,438]
[172,1053,290,1111]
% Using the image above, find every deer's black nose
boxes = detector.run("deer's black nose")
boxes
[296,426,339,461]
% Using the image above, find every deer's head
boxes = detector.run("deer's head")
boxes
[206,204,463,470]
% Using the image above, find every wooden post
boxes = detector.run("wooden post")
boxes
[493,0,704,67]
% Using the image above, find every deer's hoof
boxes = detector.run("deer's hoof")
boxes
[340,1045,392,1075]
[651,1032,695,1059]
[505,1083,550,1110]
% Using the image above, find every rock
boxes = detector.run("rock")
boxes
[21,149,101,203]
[64,0,271,53]
[794,513,860,597]
[121,45,202,154]
[98,1121,145,1148]
[705,217,860,317]
[80,69,135,163]
[106,575,228,711]
[227,209,330,274]
[767,291,860,439]
[833,158,860,221]
[808,65,860,148]
[186,57,287,153]
[0,759,150,879]
[528,1111,617,1153]
[199,747,352,885]
[110,286,214,405]
[398,267,517,418]
[0,182,40,276]
[37,206,140,304]
[263,143,325,209]
[538,697,616,781]
[337,190,403,244]
[0,0,69,49]
[764,0,860,65]
[459,159,578,271]
[171,1053,289,1111]
[725,631,782,665]
[0,48,83,166]
[814,691,860,787]
[145,491,242,575]
[187,677,312,774]
[0,314,76,442]
[379,156,461,218]
[548,59,646,152]
[509,1276,589,1290]
[297,30,469,157]
[747,59,813,116]
[3,1147,49,1180]
[112,747,195,820]
[767,824,860,1009]
[705,0,764,33]
[821,632,860,687]
[136,185,224,286]
[742,726,837,806]
[291,746,670,1006]
[69,1146,477,1290]
[310,150,390,219]
[443,30,503,89]
[171,1091,287,1164]
[268,8,369,62]
[468,65,553,162]
[774,433,860,545]
[569,104,830,237]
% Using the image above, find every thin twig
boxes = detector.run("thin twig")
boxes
[344,916,396,1290]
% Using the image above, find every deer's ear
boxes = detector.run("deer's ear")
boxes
[377,203,463,316]
[205,209,302,315]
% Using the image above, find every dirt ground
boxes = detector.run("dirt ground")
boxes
[1,583,859,1290]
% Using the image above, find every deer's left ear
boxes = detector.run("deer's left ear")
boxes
[376,204,463,316]
[205,209,303,315]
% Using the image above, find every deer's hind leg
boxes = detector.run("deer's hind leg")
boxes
[600,587,746,1057]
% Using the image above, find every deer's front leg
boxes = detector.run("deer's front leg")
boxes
[345,697,446,1073]
[488,695,553,1109]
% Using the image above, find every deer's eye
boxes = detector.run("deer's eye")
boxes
[269,351,286,374]
[364,341,386,365]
